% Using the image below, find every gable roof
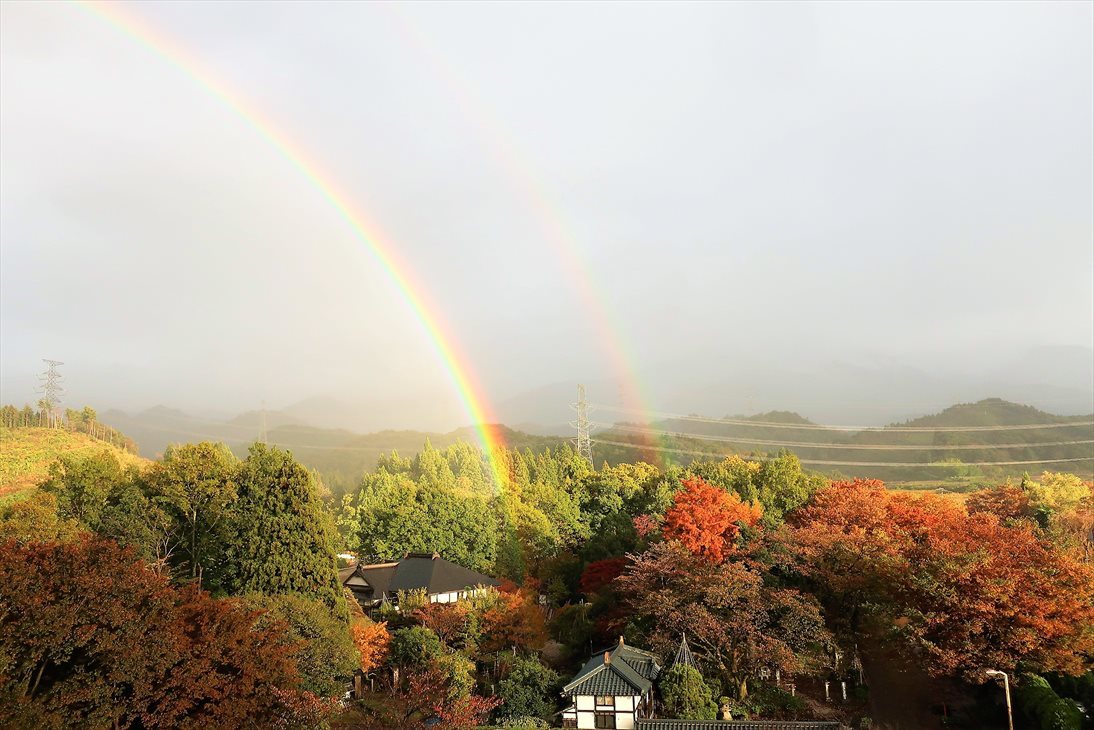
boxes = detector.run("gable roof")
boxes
[562,638,661,697]
[341,553,497,601]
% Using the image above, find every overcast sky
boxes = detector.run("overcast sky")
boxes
[2,1,1092,428]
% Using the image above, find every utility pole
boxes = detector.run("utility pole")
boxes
[570,384,593,466]
[38,359,64,428]
[985,670,1013,730]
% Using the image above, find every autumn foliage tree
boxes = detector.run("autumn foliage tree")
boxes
[336,665,500,730]
[790,479,1094,681]
[412,602,472,648]
[579,557,628,595]
[480,586,548,654]
[659,476,763,564]
[617,541,829,700]
[966,483,1034,525]
[351,619,392,673]
[0,536,322,729]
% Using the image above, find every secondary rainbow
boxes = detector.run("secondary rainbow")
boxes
[76,0,510,485]
[383,7,668,467]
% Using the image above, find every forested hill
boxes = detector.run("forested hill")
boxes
[891,398,1091,427]
[592,398,1094,483]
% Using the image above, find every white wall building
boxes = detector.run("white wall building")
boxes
[560,638,661,729]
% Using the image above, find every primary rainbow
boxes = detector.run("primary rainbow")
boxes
[76,0,511,485]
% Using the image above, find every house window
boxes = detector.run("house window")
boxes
[595,695,613,707]
[594,711,616,729]
[562,719,577,729]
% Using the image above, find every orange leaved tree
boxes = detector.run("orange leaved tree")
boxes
[660,476,762,563]
[790,478,1094,681]
[351,619,392,674]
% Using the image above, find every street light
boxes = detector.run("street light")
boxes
[985,670,1013,730]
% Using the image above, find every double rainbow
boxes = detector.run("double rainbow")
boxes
[78,0,666,480]
[78,0,511,484]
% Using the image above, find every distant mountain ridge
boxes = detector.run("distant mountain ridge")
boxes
[100,397,1092,491]
[593,398,1093,482]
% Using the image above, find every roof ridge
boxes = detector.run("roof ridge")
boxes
[561,661,608,693]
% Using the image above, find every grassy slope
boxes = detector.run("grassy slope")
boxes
[0,427,148,501]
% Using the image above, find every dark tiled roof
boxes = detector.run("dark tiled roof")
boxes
[341,554,497,602]
[592,639,662,680]
[562,638,660,697]
[388,553,499,595]
[561,656,652,696]
[636,722,839,730]
[356,563,398,597]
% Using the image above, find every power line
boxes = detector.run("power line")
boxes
[591,438,1094,467]
[589,403,1094,433]
[594,422,1094,451]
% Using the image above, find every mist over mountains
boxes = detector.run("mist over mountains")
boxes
[74,344,1091,458]
[5,345,1091,440]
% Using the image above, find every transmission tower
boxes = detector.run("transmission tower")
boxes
[570,384,593,465]
[38,359,64,427]
[260,400,268,444]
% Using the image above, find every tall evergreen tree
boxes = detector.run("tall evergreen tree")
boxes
[226,444,344,610]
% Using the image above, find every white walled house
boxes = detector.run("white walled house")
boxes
[561,638,661,729]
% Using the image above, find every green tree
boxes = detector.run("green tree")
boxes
[413,440,456,492]
[349,472,497,572]
[143,442,238,587]
[1015,674,1083,730]
[688,453,821,527]
[41,450,130,528]
[388,626,443,667]
[496,656,561,721]
[0,492,82,544]
[244,594,358,697]
[226,444,344,609]
[660,664,718,720]
[80,406,97,426]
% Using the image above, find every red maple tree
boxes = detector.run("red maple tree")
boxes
[660,476,762,563]
[0,536,315,728]
[579,557,629,595]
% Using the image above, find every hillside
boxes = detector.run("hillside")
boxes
[97,398,1092,491]
[0,427,149,501]
[592,398,1094,483]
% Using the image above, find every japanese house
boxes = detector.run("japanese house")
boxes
[339,551,499,610]
[561,637,662,729]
